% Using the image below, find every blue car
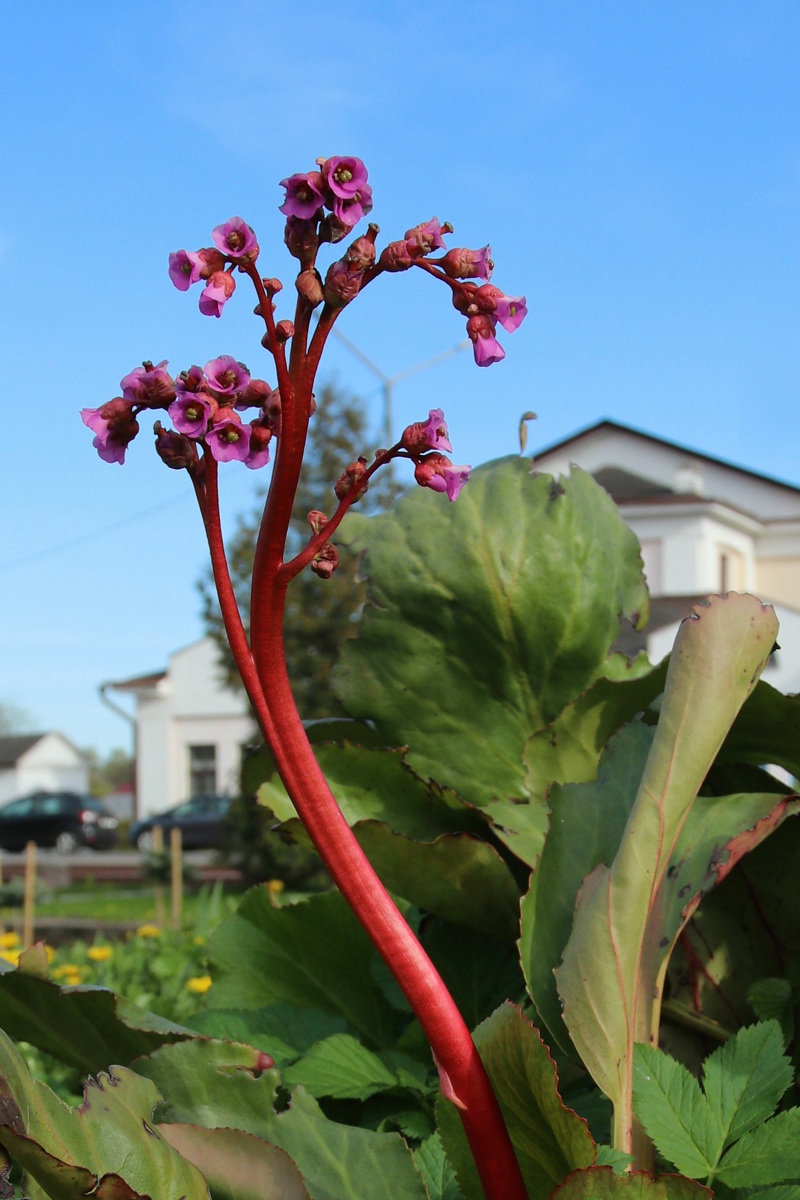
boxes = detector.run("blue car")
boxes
[129,794,233,852]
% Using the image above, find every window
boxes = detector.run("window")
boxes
[719,545,745,592]
[188,745,217,797]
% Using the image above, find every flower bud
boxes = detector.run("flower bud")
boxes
[275,320,294,343]
[153,421,195,470]
[307,510,329,536]
[296,269,325,307]
[334,457,369,501]
[196,247,226,278]
[311,542,339,579]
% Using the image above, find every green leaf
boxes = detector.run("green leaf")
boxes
[159,1125,311,1200]
[138,1039,428,1200]
[190,1003,349,1064]
[282,1034,402,1100]
[335,460,648,809]
[594,1146,634,1172]
[0,1027,208,1200]
[414,1133,464,1200]
[258,744,485,839]
[633,1043,721,1179]
[747,980,795,1045]
[521,720,653,1056]
[436,1003,595,1200]
[0,944,193,1074]
[551,1166,712,1197]
[702,1021,792,1148]
[207,888,401,1049]
[523,663,667,806]
[556,594,781,1149]
[719,680,800,779]
[420,921,527,1031]
[352,821,522,941]
[715,1108,800,1187]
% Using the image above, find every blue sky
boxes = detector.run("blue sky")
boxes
[2,1,799,756]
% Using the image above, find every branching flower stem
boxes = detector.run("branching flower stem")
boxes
[192,289,529,1200]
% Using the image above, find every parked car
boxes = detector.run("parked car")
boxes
[129,794,233,852]
[0,792,119,854]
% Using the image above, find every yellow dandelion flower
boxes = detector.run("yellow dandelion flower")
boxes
[185,974,212,994]
[0,949,21,966]
[87,945,114,962]
[136,923,161,939]
[267,879,285,894]
[53,963,83,981]
[0,932,20,950]
[43,944,56,963]
[193,935,205,946]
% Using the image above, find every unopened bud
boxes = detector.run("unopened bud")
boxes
[311,542,339,579]
[334,457,369,502]
[296,269,324,307]
[307,510,329,536]
[153,421,194,470]
[345,234,377,273]
[196,247,226,278]
[275,320,294,343]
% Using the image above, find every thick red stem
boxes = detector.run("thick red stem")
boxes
[248,573,528,1200]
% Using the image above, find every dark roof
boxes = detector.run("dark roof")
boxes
[536,419,800,498]
[104,670,166,693]
[0,734,45,767]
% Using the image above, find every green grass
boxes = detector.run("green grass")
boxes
[18,883,243,925]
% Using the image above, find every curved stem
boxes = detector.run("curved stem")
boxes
[248,570,528,1200]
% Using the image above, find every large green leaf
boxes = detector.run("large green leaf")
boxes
[521,721,655,1056]
[191,1003,349,1065]
[719,679,800,778]
[138,1038,428,1200]
[421,921,527,1030]
[555,594,783,1156]
[160,1125,311,1200]
[207,888,401,1049]
[0,943,193,1073]
[335,459,648,808]
[523,662,667,805]
[435,1003,595,1200]
[258,744,486,838]
[0,1027,208,1200]
[283,817,521,940]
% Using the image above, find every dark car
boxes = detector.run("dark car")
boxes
[0,792,119,854]
[129,794,233,852]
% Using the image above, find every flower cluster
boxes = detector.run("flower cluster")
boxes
[168,216,259,318]
[280,155,373,231]
[400,408,471,501]
[81,356,278,468]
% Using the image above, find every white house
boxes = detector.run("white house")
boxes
[0,733,90,806]
[534,420,800,690]
[105,638,253,819]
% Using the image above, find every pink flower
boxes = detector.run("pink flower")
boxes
[439,246,494,281]
[168,249,204,291]
[279,172,325,219]
[120,360,175,407]
[323,156,369,200]
[204,355,250,396]
[205,412,250,462]
[401,409,453,454]
[168,393,215,437]
[493,293,527,332]
[414,453,471,501]
[199,271,236,318]
[474,284,528,332]
[176,365,206,394]
[81,400,139,464]
[244,418,273,469]
[405,218,451,258]
[331,184,373,228]
[212,216,259,261]
[466,313,506,367]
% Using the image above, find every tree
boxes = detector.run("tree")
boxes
[199,382,402,721]
[0,702,32,736]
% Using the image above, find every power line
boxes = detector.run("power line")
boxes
[0,492,192,573]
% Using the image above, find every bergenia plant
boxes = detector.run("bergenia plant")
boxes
[80,154,529,1199]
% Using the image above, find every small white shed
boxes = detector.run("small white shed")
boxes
[0,733,90,806]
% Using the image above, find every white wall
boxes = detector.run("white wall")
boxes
[133,640,253,817]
